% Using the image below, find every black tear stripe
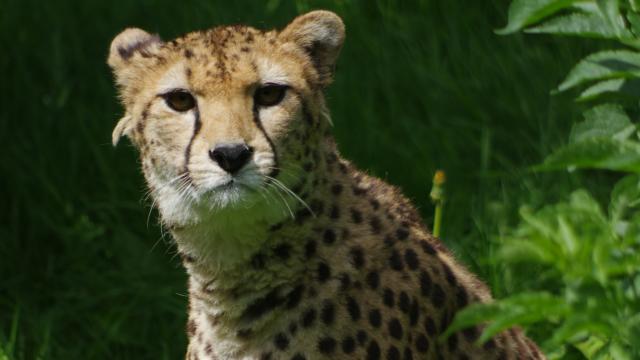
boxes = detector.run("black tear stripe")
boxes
[137,100,153,138]
[252,103,279,178]
[184,106,202,180]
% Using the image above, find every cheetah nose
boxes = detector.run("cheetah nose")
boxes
[209,143,253,174]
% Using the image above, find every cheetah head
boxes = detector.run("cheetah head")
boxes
[108,11,344,227]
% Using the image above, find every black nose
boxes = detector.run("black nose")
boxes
[209,143,253,174]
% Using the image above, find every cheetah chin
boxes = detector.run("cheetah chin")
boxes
[108,10,546,360]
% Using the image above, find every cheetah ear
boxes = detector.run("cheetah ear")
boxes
[108,28,162,84]
[280,11,345,87]
[112,114,134,146]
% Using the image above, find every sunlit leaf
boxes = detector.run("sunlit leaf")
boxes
[569,104,635,143]
[537,138,640,172]
[557,51,640,92]
[526,12,624,39]
[496,0,578,34]
[609,174,640,223]
[577,78,640,101]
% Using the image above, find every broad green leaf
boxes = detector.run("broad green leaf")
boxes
[444,292,569,341]
[577,78,640,101]
[569,104,635,143]
[496,0,578,35]
[558,51,640,92]
[597,0,627,37]
[441,303,501,338]
[609,174,640,223]
[627,11,640,35]
[537,138,640,172]
[526,12,623,39]
[558,216,578,255]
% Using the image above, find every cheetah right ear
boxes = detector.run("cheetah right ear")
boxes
[280,11,345,87]
[108,28,162,85]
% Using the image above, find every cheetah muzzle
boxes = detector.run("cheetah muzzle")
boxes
[108,10,546,360]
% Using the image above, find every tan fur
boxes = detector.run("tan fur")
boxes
[108,11,545,360]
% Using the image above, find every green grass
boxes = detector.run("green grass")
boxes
[0,0,609,358]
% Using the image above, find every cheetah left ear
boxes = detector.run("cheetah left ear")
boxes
[280,10,345,87]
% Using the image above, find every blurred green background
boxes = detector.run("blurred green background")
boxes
[0,0,604,358]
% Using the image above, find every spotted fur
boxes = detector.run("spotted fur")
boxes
[108,11,545,360]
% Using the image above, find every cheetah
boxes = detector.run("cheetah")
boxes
[107,11,545,360]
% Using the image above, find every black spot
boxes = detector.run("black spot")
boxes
[339,273,351,290]
[404,249,419,270]
[243,288,283,320]
[403,348,413,360]
[295,207,313,224]
[447,332,458,351]
[342,336,356,353]
[330,205,340,219]
[331,183,343,195]
[301,308,316,328]
[274,243,291,260]
[409,299,420,326]
[388,318,403,339]
[274,332,289,350]
[349,246,365,268]
[318,337,337,354]
[353,185,367,196]
[289,322,298,335]
[389,250,404,271]
[260,352,272,360]
[303,162,313,172]
[251,253,266,269]
[370,199,380,210]
[270,222,284,232]
[383,288,395,308]
[431,284,446,308]
[366,340,381,360]
[419,240,437,255]
[305,240,317,258]
[386,345,401,360]
[317,262,331,282]
[399,291,410,314]
[370,216,382,233]
[483,338,496,350]
[368,309,382,328]
[396,227,410,240]
[321,300,335,325]
[442,263,457,286]
[424,317,437,336]
[357,330,368,345]
[338,162,348,173]
[323,229,336,244]
[415,334,429,353]
[310,199,324,215]
[285,285,305,309]
[419,270,432,297]
[237,328,252,338]
[184,49,193,58]
[346,296,361,321]
[291,354,305,360]
[456,286,469,308]
[383,234,395,248]
[463,326,479,342]
[350,208,363,223]
[365,271,380,289]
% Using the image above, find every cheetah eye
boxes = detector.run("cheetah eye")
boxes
[254,84,288,107]
[164,90,196,112]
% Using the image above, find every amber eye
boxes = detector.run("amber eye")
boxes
[254,84,287,107]
[164,90,196,112]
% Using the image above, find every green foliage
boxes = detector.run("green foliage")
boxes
[448,1,640,359]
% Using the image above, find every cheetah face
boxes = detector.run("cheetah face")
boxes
[108,12,344,225]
